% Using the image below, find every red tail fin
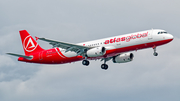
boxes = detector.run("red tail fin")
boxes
[19,30,44,55]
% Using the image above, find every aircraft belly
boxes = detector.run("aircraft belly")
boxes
[61,51,77,57]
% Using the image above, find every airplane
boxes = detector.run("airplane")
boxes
[7,29,173,70]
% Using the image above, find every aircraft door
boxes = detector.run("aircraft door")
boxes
[148,29,153,40]
[39,51,43,60]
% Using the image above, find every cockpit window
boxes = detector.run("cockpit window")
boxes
[158,32,168,34]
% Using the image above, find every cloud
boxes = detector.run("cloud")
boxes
[0,0,180,101]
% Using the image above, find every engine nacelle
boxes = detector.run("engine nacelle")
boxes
[86,47,106,57]
[112,53,134,63]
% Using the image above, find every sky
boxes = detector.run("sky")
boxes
[0,0,180,101]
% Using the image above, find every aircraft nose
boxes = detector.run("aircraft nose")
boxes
[169,34,174,40]
[167,34,174,42]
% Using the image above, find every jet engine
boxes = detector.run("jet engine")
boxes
[112,53,134,63]
[87,47,106,57]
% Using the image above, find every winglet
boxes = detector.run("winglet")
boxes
[35,36,39,41]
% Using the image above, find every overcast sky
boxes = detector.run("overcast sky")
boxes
[0,0,180,101]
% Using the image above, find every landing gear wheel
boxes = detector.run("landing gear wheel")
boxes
[101,64,108,70]
[82,60,89,66]
[153,52,158,56]
[153,46,158,56]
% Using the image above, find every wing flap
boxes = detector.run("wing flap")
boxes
[39,38,88,48]
[38,37,91,54]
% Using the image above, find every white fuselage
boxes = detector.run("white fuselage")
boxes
[61,29,173,58]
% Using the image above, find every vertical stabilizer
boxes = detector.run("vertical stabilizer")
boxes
[19,30,44,55]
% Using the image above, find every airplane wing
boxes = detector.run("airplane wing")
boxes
[6,53,33,60]
[38,37,93,55]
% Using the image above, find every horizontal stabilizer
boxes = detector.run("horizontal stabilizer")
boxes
[6,53,33,60]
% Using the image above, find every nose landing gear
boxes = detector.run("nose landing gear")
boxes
[153,52,158,56]
[153,46,158,56]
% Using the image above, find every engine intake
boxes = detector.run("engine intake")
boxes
[87,47,106,57]
[112,53,134,63]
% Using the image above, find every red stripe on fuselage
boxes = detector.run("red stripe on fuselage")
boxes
[55,48,66,58]
[106,38,173,57]
[88,39,173,60]
[19,39,173,64]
